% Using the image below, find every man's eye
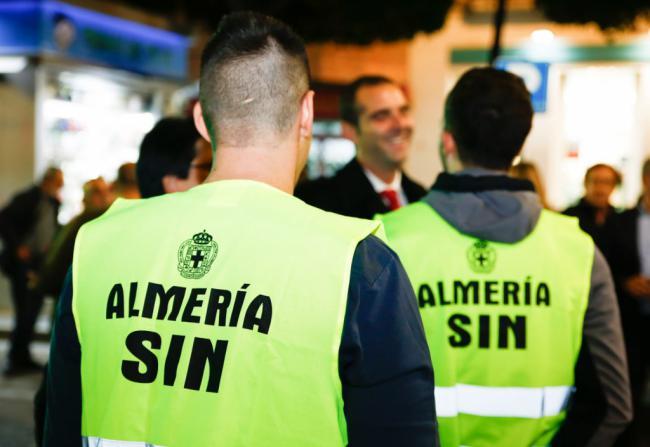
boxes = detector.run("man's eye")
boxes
[370,111,390,121]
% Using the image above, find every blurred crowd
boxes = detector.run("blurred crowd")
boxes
[0,117,212,375]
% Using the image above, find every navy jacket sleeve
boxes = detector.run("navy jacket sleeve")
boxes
[43,269,81,447]
[340,235,438,447]
[44,237,439,446]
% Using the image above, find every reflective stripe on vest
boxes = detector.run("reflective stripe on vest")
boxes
[435,384,573,418]
[83,437,163,447]
[380,202,593,447]
[73,180,383,447]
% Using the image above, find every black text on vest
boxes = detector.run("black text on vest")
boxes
[121,330,228,393]
[417,278,551,350]
[107,282,273,393]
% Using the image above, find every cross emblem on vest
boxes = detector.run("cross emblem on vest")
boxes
[178,230,219,279]
[467,240,496,274]
[191,249,205,268]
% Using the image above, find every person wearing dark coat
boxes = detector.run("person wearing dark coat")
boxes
[0,167,63,375]
[563,163,621,251]
[296,75,426,219]
[605,159,650,446]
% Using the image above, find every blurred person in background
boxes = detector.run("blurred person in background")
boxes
[35,177,114,300]
[379,67,631,446]
[33,176,114,445]
[0,167,63,376]
[296,75,426,218]
[564,163,621,251]
[605,159,650,446]
[136,116,212,198]
[110,162,140,199]
[35,127,209,445]
[510,161,551,210]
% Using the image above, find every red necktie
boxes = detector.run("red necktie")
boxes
[380,189,400,211]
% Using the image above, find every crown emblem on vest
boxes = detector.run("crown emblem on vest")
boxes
[178,230,218,279]
[193,231,213,245]
[467,239,496,274]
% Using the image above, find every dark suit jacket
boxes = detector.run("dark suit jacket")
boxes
[604,208,643,337]
[563,198,615,253]
[295,158,428,219]
[0,186,60,274]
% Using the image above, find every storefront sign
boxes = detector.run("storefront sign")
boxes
[0,0,189,79]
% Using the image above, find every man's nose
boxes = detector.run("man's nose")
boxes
[390,112,410,131]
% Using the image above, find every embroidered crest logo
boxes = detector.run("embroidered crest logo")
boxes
[467,240,496,274]
[177,230,218,279]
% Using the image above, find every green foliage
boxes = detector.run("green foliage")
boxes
[536,0,650,30]
[119,0,454,44]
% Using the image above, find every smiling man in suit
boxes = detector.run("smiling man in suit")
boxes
[296,75,426,218]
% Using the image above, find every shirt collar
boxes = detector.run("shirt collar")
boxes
[362,167,402,193]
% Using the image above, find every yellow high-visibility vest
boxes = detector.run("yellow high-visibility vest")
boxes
[73,180,383,446]
[380,202,592,447]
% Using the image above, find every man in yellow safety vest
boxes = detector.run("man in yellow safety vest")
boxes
[44,11,438,447]
[379,67,631,446]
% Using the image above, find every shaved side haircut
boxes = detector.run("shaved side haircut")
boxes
[199,12,311,147]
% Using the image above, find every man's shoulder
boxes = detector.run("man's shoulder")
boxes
[617,207,639,220]
[562,204,580,216]
[400,171,427,200]
[540,209,595,241]
[351,234,404,289]
[3,185,41,209]
[81,194,173,231]
[607,207,639,236]
[295,160,364,210]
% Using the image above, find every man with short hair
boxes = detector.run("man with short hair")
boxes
[296,75,426,218]
[0,167,63,375]
[45,12,437,446]
[136,117,212,198]
[564,163,621,250]
[379,67,631,446]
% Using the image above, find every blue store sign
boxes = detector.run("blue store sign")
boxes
[496,60,550,113]
[0,0,189,79]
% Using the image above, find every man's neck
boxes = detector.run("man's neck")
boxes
[205,145,298,194]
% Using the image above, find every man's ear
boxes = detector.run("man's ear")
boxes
[441,130,458,157]
[193,102,212,144]
[162,175,181,194]
[341,121,359,144]
[299,90,315,138]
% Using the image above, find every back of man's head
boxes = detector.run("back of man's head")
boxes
[445,67,533,170]
[40,167,64,198]
[82,177,113,212]
[199,11,310,148]
[340,75,394,128]
[112,162,140,199]
[137,117,199,198]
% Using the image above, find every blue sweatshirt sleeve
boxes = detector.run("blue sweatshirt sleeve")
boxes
[44,237,439,447]
[340,234,439,447]
[43,268,81,447]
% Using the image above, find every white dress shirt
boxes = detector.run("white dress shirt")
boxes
[362,168,408,207]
